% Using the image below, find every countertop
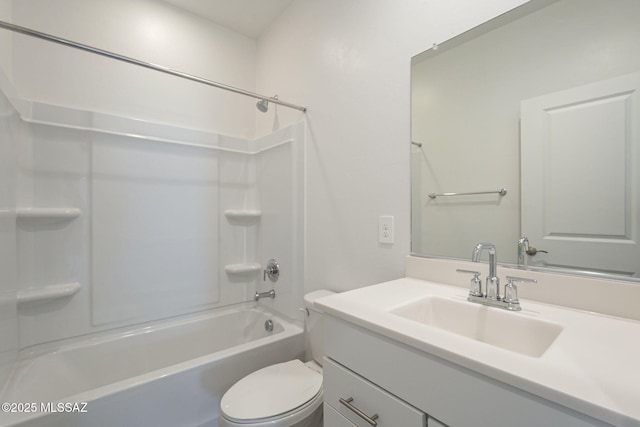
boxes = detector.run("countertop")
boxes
[316,278,640,427]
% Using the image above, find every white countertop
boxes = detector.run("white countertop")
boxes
[316,278,640,427]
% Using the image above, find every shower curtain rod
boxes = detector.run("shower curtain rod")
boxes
[0,20,307,113]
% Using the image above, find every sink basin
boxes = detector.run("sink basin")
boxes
[389,296,563,357]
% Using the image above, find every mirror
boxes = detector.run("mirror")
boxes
[411,0,640,280]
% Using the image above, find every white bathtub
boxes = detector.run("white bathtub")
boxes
[0,303,304,427]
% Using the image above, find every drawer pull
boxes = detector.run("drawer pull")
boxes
[339,397,379,426]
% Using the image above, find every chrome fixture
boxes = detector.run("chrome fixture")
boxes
[256,259,278,301]
[339,397,379,426]
[503,276,537,310]
[298,307,310,317]
[255,289,276,301]
[472,243,500,300]
[517,237,530,265]
[455,269,483,297]
[458,243,538,311]
[264,259,280,282]
[427,188,507,200]
[256,99,268,112]
[518,236,548,265]
[264,319,274,332]
[256,95,278,113]
[0,21,307,113]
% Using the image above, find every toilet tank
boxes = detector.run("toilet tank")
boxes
[303,290,335,365]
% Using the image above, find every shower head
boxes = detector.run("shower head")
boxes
[256,94,278,113]
[256,99,269,112]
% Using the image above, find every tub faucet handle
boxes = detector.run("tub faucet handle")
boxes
[264,259,280,282]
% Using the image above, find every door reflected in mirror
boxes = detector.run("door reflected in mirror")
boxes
[411,0,640,279]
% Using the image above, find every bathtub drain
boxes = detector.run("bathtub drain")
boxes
[264,319,274,332]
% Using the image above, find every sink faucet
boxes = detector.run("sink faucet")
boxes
[472,243,500,301]
[457,242,537,311]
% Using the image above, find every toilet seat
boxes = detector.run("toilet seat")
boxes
[220,360,323,425]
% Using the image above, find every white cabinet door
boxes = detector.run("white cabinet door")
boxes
[324,358,426,427]
[325,403,358,427]
[521,72,640,276]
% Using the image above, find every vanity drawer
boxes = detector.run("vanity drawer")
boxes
[324,403,358,427]
[324,357,426,427]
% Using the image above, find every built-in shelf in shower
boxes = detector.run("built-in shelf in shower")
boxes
[224,209,261,277]
[16,207,82,224]
[17,282,81,305]
[224,263,261,275]
[224,209,262,219]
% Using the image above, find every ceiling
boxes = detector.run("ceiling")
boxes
[162,0,295,38]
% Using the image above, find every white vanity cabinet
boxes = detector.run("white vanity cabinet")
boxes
[323,315,610,427]
[323,356,429,426]
[323,316,448,427]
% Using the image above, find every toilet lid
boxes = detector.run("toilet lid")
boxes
[221,360,322,421]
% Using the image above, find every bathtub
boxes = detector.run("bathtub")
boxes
[0,303,304,427]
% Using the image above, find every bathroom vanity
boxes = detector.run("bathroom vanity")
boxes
[317,263,640,427]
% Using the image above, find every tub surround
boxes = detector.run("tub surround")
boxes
[0,81,18,401]
[0,71,306,348]
[317,256,640,426]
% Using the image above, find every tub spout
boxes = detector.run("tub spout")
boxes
[255,290,276,301]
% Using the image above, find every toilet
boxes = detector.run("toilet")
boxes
[219,290,335,427]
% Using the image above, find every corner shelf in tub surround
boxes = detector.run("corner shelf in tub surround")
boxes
[224,209,262,220]
[16,207,82,224]
[17,282,81,305]
[224,263,261,275]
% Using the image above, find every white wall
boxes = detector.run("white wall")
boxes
[255,0,529,293]
[10,0,257,138]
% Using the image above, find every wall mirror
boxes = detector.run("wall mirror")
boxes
[411,0,640,280]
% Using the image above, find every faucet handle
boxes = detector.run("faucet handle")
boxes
[503,276,537,308]
[456,269,483,297]
[264,259,280,282]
